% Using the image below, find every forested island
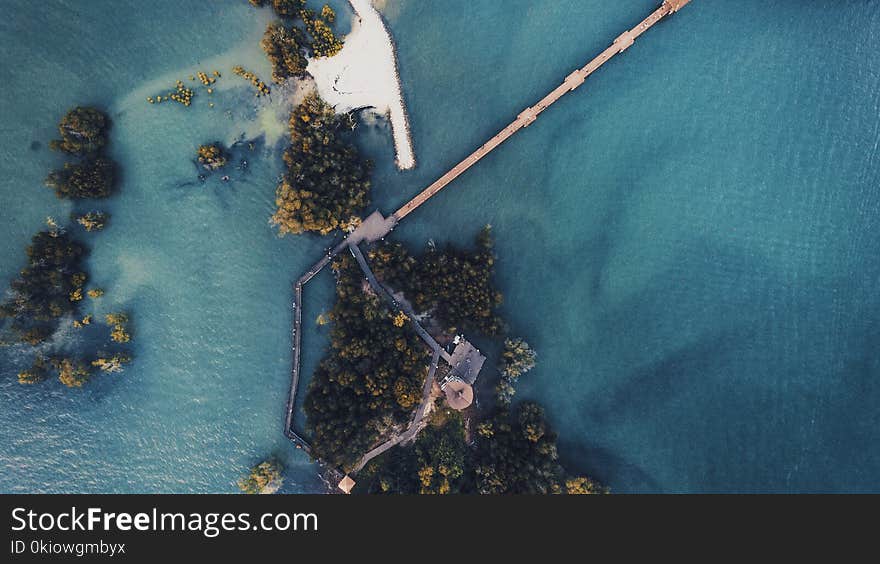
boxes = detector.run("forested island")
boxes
[272,93,371,235]
[302,227,603,493]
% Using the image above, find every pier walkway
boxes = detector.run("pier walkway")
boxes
[392,0,691,222]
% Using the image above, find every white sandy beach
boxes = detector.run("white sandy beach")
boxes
[307,0,415,170]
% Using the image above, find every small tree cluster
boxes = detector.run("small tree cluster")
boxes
[495,337,537,404]
[74,211,109,232]
[197,143,228,171]
[300,8,343,58]
[238,459,284,494]
[261,22,309,82]
[257,1,344,82]
[46,107,117,200]
[105,312,132,344]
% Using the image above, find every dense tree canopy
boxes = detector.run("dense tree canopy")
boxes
[270,0,305,18]
[261,22,309,82]
[49,107,109,155]
[45,158,115,199]
[272,93,372,235]
[300,7,343,58]
[369,227,504,335]
[473,402,603,494]
[359,411,470,494]
[46,107,118,200]
[0,231,87,343]
[360,402,603,495]
[304,253,428,470]
[238,459,284,494]
[496,337,537,404]
[256,1,344,82]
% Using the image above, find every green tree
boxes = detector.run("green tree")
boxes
[496,337,537,404]
[261,22,309,82]
[271,0,305,18]
[238,459,284,494]
[49,107,110,155]
[0,231,87,344]
[304,253,426,470]
[369,227,504,335]
[45,158,116,199]
[300,8,344,58]
[272,93,372,236]
[197,143,228,170]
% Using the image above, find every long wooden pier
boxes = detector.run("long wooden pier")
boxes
[393,0,691,221]
[283,0,693,487]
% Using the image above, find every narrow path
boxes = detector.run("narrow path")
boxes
[352,347,441,473]
[348,244,444,473]
[284,250,342,452]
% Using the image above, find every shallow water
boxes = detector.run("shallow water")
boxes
[1,0,879,493]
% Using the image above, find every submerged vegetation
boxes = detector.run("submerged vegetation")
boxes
[232,66,271,97]
[238,459,284,494]
[272,93,372,236]
[147,72,220,107]
[92,353,132,374]
[105,312,132,344]
[74,211,109,232]
[0,229,134,387]
[17,355,49,385]
[197,143,229,171]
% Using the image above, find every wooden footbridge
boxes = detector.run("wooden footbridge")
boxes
[284,0,693,491]
[393,0,691,221]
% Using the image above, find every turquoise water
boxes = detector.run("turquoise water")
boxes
[2,0,879,493]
